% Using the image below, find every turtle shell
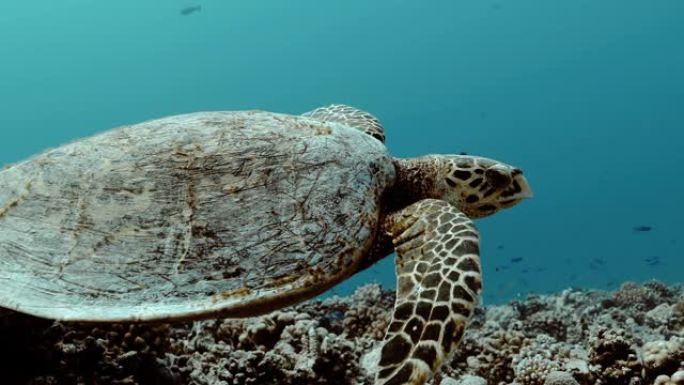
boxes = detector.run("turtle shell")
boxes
[0,111,395,322]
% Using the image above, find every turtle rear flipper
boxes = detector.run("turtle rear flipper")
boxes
[302,104,385,143]
[377,199,481,385]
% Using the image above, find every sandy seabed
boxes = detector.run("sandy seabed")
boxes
[1,281,683,385]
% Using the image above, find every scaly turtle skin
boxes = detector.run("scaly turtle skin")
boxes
[0,105,532,385]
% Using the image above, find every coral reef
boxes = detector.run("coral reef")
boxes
[0,281,682,385]
[588,327,641,385]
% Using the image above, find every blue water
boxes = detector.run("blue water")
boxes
[1,1,682,304]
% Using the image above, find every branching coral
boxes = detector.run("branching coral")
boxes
[588,327,641,385]
[448,328,526,384]
[612,281,675,314]
[511,334,576,385]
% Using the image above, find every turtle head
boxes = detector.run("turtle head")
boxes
[437,155,533,218]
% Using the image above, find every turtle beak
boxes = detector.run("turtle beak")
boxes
[495,172,533,203]
[514,174,533,199]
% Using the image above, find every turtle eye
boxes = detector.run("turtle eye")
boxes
[485,167,512,189]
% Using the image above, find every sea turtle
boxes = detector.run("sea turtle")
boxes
[0,105,532,385]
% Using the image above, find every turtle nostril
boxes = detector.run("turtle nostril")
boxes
[511,168,522,176]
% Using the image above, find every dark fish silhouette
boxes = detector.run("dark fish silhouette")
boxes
[510,257,523,263]
[589,257,606,270]
[496,245,504,250]
[633,225,653,232]
[180,5,202,15]
[644,256,661,266]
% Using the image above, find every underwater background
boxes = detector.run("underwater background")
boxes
[0,0,682,305]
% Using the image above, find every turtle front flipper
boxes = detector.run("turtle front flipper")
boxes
[376,199,481,385]
[301,104,385,142]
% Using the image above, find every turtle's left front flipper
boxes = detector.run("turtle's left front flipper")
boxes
[376,199,481,385]
[301,104,386,143]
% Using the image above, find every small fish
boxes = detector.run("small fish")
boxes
[644,256,662,266]
[589,257,606,270]
[496,245,504,250]
[510,257,523,263]
[180,5,202,16]
[632,225,653,232]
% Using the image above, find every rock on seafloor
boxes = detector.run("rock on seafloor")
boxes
[1,281,684,385]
